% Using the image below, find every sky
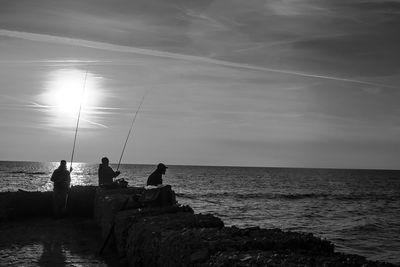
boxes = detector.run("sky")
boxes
[0,0,399,169]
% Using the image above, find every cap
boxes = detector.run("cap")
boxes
[157,163,168,169]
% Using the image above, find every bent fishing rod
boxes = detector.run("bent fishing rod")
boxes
[116,92,147,171]
[70,68,89,172]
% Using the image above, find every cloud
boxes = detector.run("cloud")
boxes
[1,29,395,89]
[293,32,400,76]
[2,0,400,80]
[286,0,400,76]
[1,0,399,168]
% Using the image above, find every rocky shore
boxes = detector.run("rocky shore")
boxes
[0,186,398,267]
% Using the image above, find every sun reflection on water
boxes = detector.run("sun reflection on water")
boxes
[69,162,94,186]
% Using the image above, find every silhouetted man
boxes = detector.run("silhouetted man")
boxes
[146,163,167,186]
[98,157,121,188]
[51,160,71,218]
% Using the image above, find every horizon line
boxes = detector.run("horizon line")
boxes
[0,159,398,172]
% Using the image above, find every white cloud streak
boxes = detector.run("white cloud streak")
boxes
[1,29,396,89]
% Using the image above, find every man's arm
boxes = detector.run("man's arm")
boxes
[105,167,120,179]
[50,170,57,182]
[113,169,121,178]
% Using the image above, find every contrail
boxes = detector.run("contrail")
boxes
[0,29,396,89]
[78,118,108,128]
[235,33,352,52]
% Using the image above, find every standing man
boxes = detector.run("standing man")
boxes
[98,157,121,188]
[146,163,168,186]
[51,160,71,218]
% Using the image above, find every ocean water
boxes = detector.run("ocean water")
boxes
[0,161,399,264]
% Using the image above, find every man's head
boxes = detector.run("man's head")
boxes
[157,163,168,174]
[101,157,109,165]
[60,160,67,168]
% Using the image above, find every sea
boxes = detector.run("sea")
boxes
[0,161,399,265]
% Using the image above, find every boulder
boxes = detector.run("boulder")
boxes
[93,187,144,238]
[124,211,224,267]
[114,205,195,258]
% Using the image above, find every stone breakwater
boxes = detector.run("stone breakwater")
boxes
[0,186,398,267]
[94,186,397,267]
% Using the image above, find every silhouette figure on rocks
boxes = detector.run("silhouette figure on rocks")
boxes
[146,163,167,186]
[98,157,121,188]
[50,160,71,218]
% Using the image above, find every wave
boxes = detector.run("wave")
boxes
[8,171,25,174]
[340,222,384,234]
[351,223,382,232]
[176,192,400,201]
[7,171,48,175]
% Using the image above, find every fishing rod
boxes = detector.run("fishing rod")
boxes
[116,92,147,171]
[70,68,89,172]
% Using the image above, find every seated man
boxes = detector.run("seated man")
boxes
[98,157,121,188]
[146,163,168,186]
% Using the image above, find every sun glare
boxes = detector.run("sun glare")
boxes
[40,69,103,127]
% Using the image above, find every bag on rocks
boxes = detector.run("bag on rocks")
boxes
[139,185,176,207]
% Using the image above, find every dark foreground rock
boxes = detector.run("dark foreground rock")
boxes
[0,217,119,266]
[93,186,398,267]
[0,186,97,220]
[1,186,398,267]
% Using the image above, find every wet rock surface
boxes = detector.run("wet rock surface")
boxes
[0,217,119,266]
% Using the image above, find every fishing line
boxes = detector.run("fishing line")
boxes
[116,92,147,171]
[70,68,89,172]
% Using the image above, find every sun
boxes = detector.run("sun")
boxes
[41,69,102,125]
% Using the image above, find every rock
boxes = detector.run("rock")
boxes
[124,211,224,267]
[114,205,195,258]
[1,186,397,267]
[93,186,144,239]
[0,186,97,220]
[93,187,144,225]
[190,249,209,263]
[66,185,97,216]
[139,185,176,207]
